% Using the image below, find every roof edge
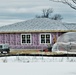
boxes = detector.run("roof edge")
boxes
[0,30,76,33]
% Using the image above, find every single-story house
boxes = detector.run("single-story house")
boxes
[0,18,76,50]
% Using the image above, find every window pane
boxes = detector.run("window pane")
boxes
[22,37,25,41]
[41,35,45,38]
[27,35,30,43]
[22,35,25,38]
[41,39,45,43]
[22,40,26,43]
[41,35,45,43]
[27,35,30,39]
[27,40,30,43]
[46,34,50,43]
[22,34,31,44]
[46,34,50,38]
[46,39,50,43]
[22,35,26,43]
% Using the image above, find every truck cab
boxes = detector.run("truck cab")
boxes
[0,44,10,53]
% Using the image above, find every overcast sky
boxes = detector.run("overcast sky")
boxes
[0,0,76,26]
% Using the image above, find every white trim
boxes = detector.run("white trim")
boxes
[21,34,32,45]
[39,33,52,44]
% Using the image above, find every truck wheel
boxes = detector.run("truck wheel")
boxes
[7,50,9,53]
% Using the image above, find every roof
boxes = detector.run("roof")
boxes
[0,18,76,33]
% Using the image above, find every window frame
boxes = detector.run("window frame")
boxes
[21,34,32,44]
[39,33,52,44]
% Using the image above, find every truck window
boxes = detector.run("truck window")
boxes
[0,45,2,49]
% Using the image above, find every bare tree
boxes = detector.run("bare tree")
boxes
[51,14,63,20]
[36,8,53,18]
[42,8,53,18]
[50,0,76,10]
[36,8,63,20]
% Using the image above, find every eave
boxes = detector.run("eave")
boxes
[0,30,76,34]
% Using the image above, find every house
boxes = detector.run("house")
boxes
[0,18,76,50]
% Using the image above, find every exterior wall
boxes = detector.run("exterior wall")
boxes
[0,32,64,50]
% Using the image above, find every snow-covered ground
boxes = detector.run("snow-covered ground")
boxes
[0,56,76,75]
[0,56,76,63]
[0,62,76,75]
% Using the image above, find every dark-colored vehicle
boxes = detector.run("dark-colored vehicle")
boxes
[0,44,10,53]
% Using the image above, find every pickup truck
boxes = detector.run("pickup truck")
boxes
[0,44,10,53]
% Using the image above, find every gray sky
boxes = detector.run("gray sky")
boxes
[0,0,76,26]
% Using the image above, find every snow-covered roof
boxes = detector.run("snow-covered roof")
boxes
[0,18,76,33]
[63,23,76,30]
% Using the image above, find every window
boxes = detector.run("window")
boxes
[0,45,2,49]
[40,34,51,44]
[21,34,31,44]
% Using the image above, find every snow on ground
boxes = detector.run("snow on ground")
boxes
[0,62,76,75]
[0,56,76,75]
[0,56,76,63]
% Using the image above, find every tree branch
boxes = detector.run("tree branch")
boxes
[65,1,76,10]
[50,0,76,10]
[50,0,67,3]
[72,0,76,4]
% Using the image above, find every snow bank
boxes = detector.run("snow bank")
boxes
[0,56,76,75]
[0,56,76,63]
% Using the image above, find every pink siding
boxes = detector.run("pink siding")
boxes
[10,34,15,45]
[32,33,39,45]
[0,32,64,50]
[15,34,21,45]
[0,34,5,43]
[4,34,10,44]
